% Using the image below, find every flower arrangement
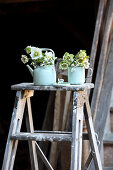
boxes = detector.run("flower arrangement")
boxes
[21,46,57,67]
[59,50,90,70]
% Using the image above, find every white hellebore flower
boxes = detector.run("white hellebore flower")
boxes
[45,51,53,58]
[30,47,42,60]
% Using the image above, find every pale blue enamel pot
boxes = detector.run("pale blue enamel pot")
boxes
[68,66,85,85]
[27,65,56,85]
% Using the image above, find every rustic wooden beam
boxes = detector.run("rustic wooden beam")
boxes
[90,26,113,170]
[91,0,113,121]
[84,94,102,170]
[2,91,26,170]
[61,96,73,170]
[25,97,39,170]
[11,83,94,91]
[94,30,113,146]
[83,0,105,167]
[86,0,105,83]
[70,91,84,170]
[38,91,55,170]
[62,91,71,131]
[49,91,65,169]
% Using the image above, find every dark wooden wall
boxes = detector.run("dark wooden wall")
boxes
[0,0,98,169]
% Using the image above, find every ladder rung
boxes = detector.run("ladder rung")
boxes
[34,130,72,134]
[11,131,89,142]
[11,132,72,142]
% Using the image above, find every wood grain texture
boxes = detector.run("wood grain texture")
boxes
[84,94,102,170]
[86,0,105,83]
[2,91,26,170]
[38,91,55,170]
[11,132,72,142]
[25,97,39,170]
[11,131,89,141]
[90,30,113,170]
[91,0,113,121]
[62,91,72,131]
[11,83,94,91]
[70,91,84,170]
[94,31,113,149]
[49,91,65,169]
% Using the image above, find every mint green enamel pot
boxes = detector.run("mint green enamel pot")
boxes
[27,65,56,85]
[68,66,85,85]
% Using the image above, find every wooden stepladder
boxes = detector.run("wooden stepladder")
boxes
[2,83,102,170]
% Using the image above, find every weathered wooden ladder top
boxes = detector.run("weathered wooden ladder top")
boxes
[2,82,102,170]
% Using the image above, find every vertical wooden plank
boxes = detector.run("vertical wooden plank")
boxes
[91,0,113,121]
[82,124,90,168]
[94,30,113,150]
[38,91,55,170]
[61,96,73,170]
[49,91,61,169]
[25,96,39,170]
[84,0,106,167]
[70,91,84,170]
[86,0,105,83]
[62,91,71,131]
[89,27,113,170]
[49,91,65,169]
[2,91,26,170]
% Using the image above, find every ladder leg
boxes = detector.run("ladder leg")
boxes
[2,91,26,170]
[84,93,102,170]
[70,91,84,170]
[25,96,39,170]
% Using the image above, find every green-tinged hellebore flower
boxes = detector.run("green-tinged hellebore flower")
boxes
[59,61,68,70]
[21,55,29,64]
[59,50,90,70]
[63,52,74,62]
